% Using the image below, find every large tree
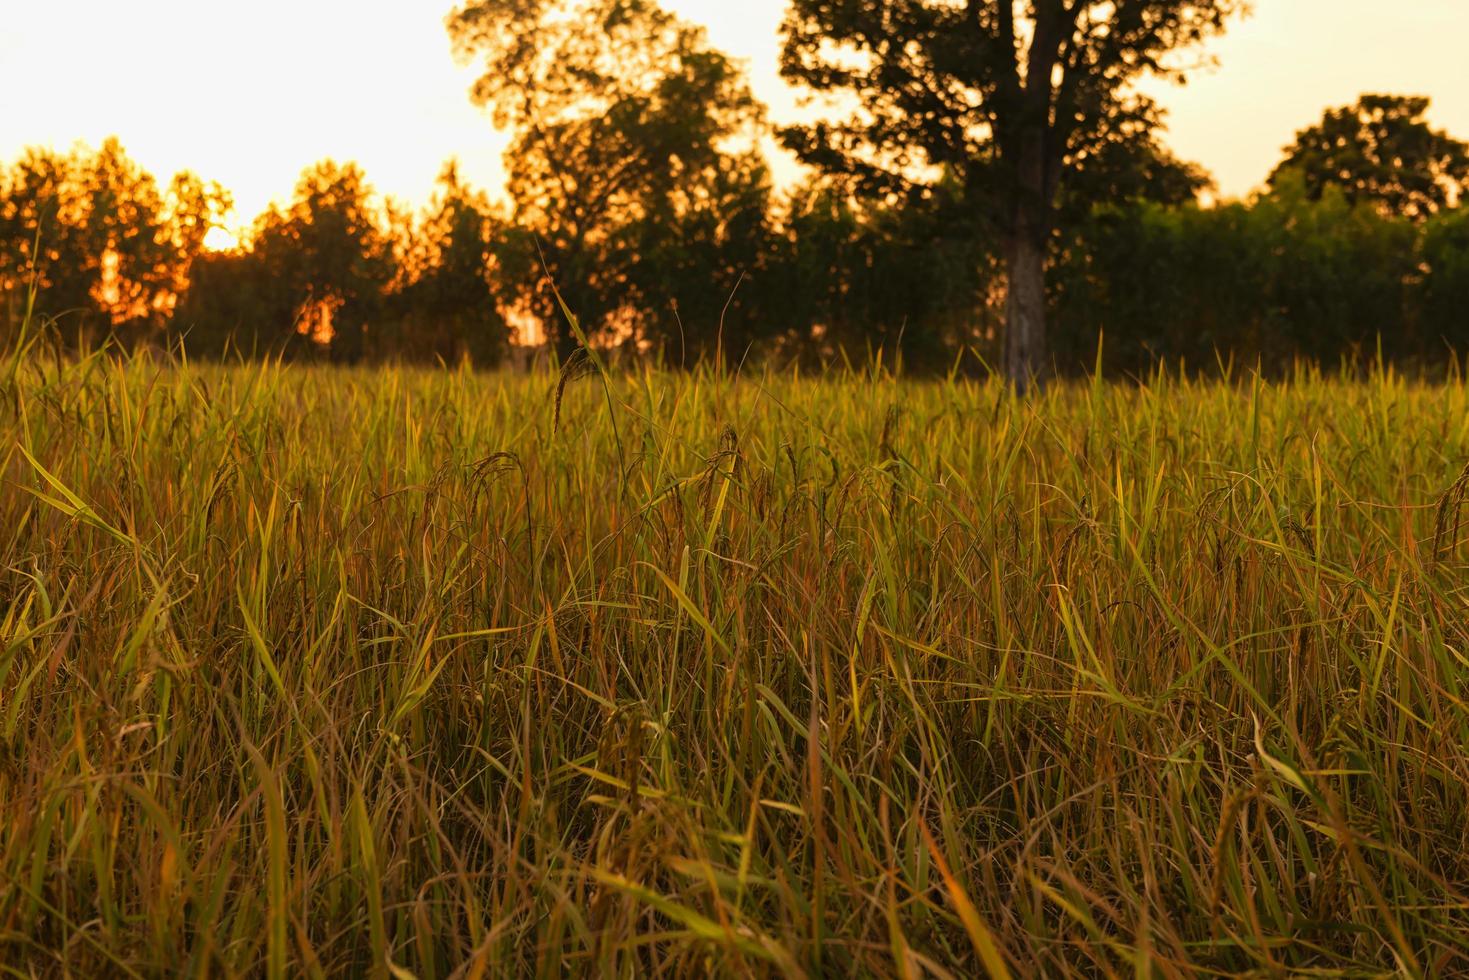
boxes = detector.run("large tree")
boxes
[1269,94,1469,222]
[447,0,771,357]
[779,0,1246,390]
[0,139,227,346]
[249,161,395,362]
[387,162,511,365]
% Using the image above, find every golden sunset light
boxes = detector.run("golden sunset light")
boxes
[4,0,1466,222]
[202,225,241,252]
[8,3,1469,974]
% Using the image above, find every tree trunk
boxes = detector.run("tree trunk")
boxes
[1003,221,1047,394]
[1003,115,1052,394]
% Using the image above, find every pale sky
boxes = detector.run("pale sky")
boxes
[3,0,1467,242]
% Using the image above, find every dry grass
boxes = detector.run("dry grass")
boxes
[3,348,1469,976]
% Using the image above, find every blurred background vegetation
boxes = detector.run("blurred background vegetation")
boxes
[1,1,1467,379]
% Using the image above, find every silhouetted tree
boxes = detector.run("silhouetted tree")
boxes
[0,148,80,338]
[767,175,1000,368]
[448,0,772,357]
[779,0,1246,390]
[1270,95,1469,222]
[172,248,277,359]
[0,139,226,346]
[387,162,510,365]
[249,161,394,361]
[1060,126,1212,218]
[621,159,772,365]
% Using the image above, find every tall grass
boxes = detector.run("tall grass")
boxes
[2,347,1468,976]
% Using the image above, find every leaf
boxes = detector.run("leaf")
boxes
[918,818,1012,980]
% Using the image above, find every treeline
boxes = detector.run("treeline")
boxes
[0,145,510,366]
[0,138,979,368]
[3,0,1468,381]
[1055,174,1469,374]
[2,136,1467,376]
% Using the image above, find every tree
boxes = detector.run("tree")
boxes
[0,147,86,337]
[764,175,1001,368]
[387,162,511,365]
[0,139,227,346]
[1269,94,1469,222]
[1052,169,1422,373]
[249,161,395,362]
[171,249,275,359]
[1420,206,1469,350]
[447,0,772,357]
[779,0,1246,390]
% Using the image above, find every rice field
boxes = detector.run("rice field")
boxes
[3,348,1469,976]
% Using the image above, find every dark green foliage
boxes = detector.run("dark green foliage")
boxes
[171,249,298,360]
[1420,206,1469,351]
[1051,174,1425,374]
[448,0,774,357]
[384,164,511,367]
[778,0,1248,386]
[767,180,1001,370]
[1270,94,1469,221]
[2,85,1467,379]
[250,161,396,363]
[175,161,512,366]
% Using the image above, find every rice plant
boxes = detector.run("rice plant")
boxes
[2,349,1468,976]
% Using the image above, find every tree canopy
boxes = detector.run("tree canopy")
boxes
[3,40,1468,379]
[0,139,228,345]
[447,0,772,357]
[386,162,511,365]
[247,161,395,361]
[1270,94,1469,221]
[779,0,1247,389]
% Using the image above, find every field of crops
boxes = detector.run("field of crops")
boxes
[3,351,1469,976]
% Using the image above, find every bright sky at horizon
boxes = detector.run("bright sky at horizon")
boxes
[3,0,1467,243]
